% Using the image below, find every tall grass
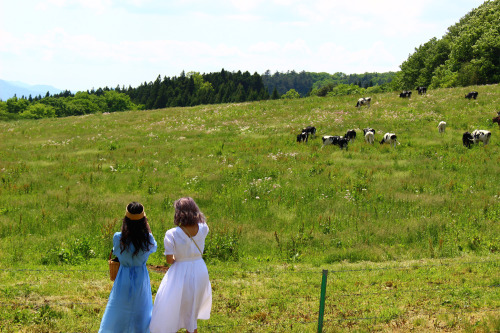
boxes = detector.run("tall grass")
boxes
[0,85,499,266]
[0,85,499,332]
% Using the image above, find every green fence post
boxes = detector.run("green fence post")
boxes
[317,269,328,333]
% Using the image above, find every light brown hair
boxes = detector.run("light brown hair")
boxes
[174,197,206,226]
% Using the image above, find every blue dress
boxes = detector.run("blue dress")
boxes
[99,232,157,333]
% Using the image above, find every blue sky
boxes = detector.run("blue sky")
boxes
[0,0,486,92]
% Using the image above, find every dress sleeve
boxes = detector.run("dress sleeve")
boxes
[199,223,209,237]
[163,229,175,256]
[112,232,121,256]
[149,233,158,254]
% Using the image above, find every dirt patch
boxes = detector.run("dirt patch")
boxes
[148,265,169,273]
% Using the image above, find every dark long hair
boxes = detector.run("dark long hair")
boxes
[120,202,154,256]
[174,197,206,226]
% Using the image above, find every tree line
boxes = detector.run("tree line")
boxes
[262,70,397,97]
[396,0,500,89]
[0,70,271,120]
[1,0,498,121]
[123,69,269,109]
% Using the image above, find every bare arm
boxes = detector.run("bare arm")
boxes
[166,254,175,265]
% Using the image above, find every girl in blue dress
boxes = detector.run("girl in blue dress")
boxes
[99,202,157,333]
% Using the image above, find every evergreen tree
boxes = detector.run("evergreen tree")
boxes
[271,86,279,100]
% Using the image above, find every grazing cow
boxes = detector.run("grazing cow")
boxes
[363,128,375,135]
[302,126,317,138]
[380,133,399,148]
[438,121,446,134]
[363,128,375,144]
[364,131,375,144]
[493,116,500,128]
[344,129,356,141]
[322,135,349,149]
[363,128,376,135]
[417,87,427,94]
[356,97,371,108]
[462,132,474,148]
[465,91,478,99]
[297,131,308,143]
[399,91,412,98]
[471,129,491,145]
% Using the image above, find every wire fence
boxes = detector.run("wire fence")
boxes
[0,259,499,332]
[2,258,497,275]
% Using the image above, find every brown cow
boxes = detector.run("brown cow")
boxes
[493,116,500,128]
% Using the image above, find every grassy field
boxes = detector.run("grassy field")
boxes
[0,85,499,331]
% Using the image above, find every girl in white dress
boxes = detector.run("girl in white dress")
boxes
[150,197,212,333]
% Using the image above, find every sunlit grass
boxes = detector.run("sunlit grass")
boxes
[0,85,499,331]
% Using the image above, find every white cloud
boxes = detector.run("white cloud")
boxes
[227,0,265,11]
[225,14,262,22]
[249,41,281,53]
[75,0,113,13]
[34,0,112,13]
[284,39,312,55]
[0,0,487,90]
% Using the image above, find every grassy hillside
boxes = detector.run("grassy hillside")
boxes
[0,85,499,331]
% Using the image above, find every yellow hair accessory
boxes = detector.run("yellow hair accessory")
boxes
[126,205,146,220]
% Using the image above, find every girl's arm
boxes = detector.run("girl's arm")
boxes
[166,254,175,265]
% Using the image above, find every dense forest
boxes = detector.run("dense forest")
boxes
[1,0,498,120]
[396,0,500,89]
[0,70,270,120]
[124,69,269,109]
[262,70,396,97]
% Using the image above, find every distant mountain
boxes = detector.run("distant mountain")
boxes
[0,80,62,101]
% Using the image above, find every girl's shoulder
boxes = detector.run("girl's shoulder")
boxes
[113,232,122,240]
[165,227,179,237]
[198,223,209,235]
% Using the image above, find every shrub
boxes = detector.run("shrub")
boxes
[204,227,241,262]
[41,237,96,265]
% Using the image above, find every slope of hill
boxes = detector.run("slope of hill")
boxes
[0,85,499,331]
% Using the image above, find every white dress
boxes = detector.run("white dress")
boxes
[150,223,212,333]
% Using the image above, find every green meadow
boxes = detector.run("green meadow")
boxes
[0,85,499,332]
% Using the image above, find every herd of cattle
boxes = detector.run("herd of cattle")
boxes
[296,89,498,150]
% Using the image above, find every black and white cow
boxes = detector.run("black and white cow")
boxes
[438,121,446,134]
[363,128,375,135]
[380,133,399,148]
[297,131,308,143]
[363,128,375,144]
[344,129,356,141]
[322,135,349,149]
[417,87,427,94]
[465,91,478,99]
[399,91,412,98]
[471,129,491,145]
[302,126,317,138]
[356,97,371,108]
[462,132,474,148]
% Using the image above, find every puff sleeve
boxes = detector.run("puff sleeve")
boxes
[112,232,121,256]
[149,233,158,254]
[163,229,175,256]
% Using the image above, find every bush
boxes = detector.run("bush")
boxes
[281,89,300,99]
[41,237,96,265]
[20,103,56,119]
[204,228,241,262]
[327,84,365,96]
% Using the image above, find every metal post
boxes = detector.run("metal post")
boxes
[317,269,328,333]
